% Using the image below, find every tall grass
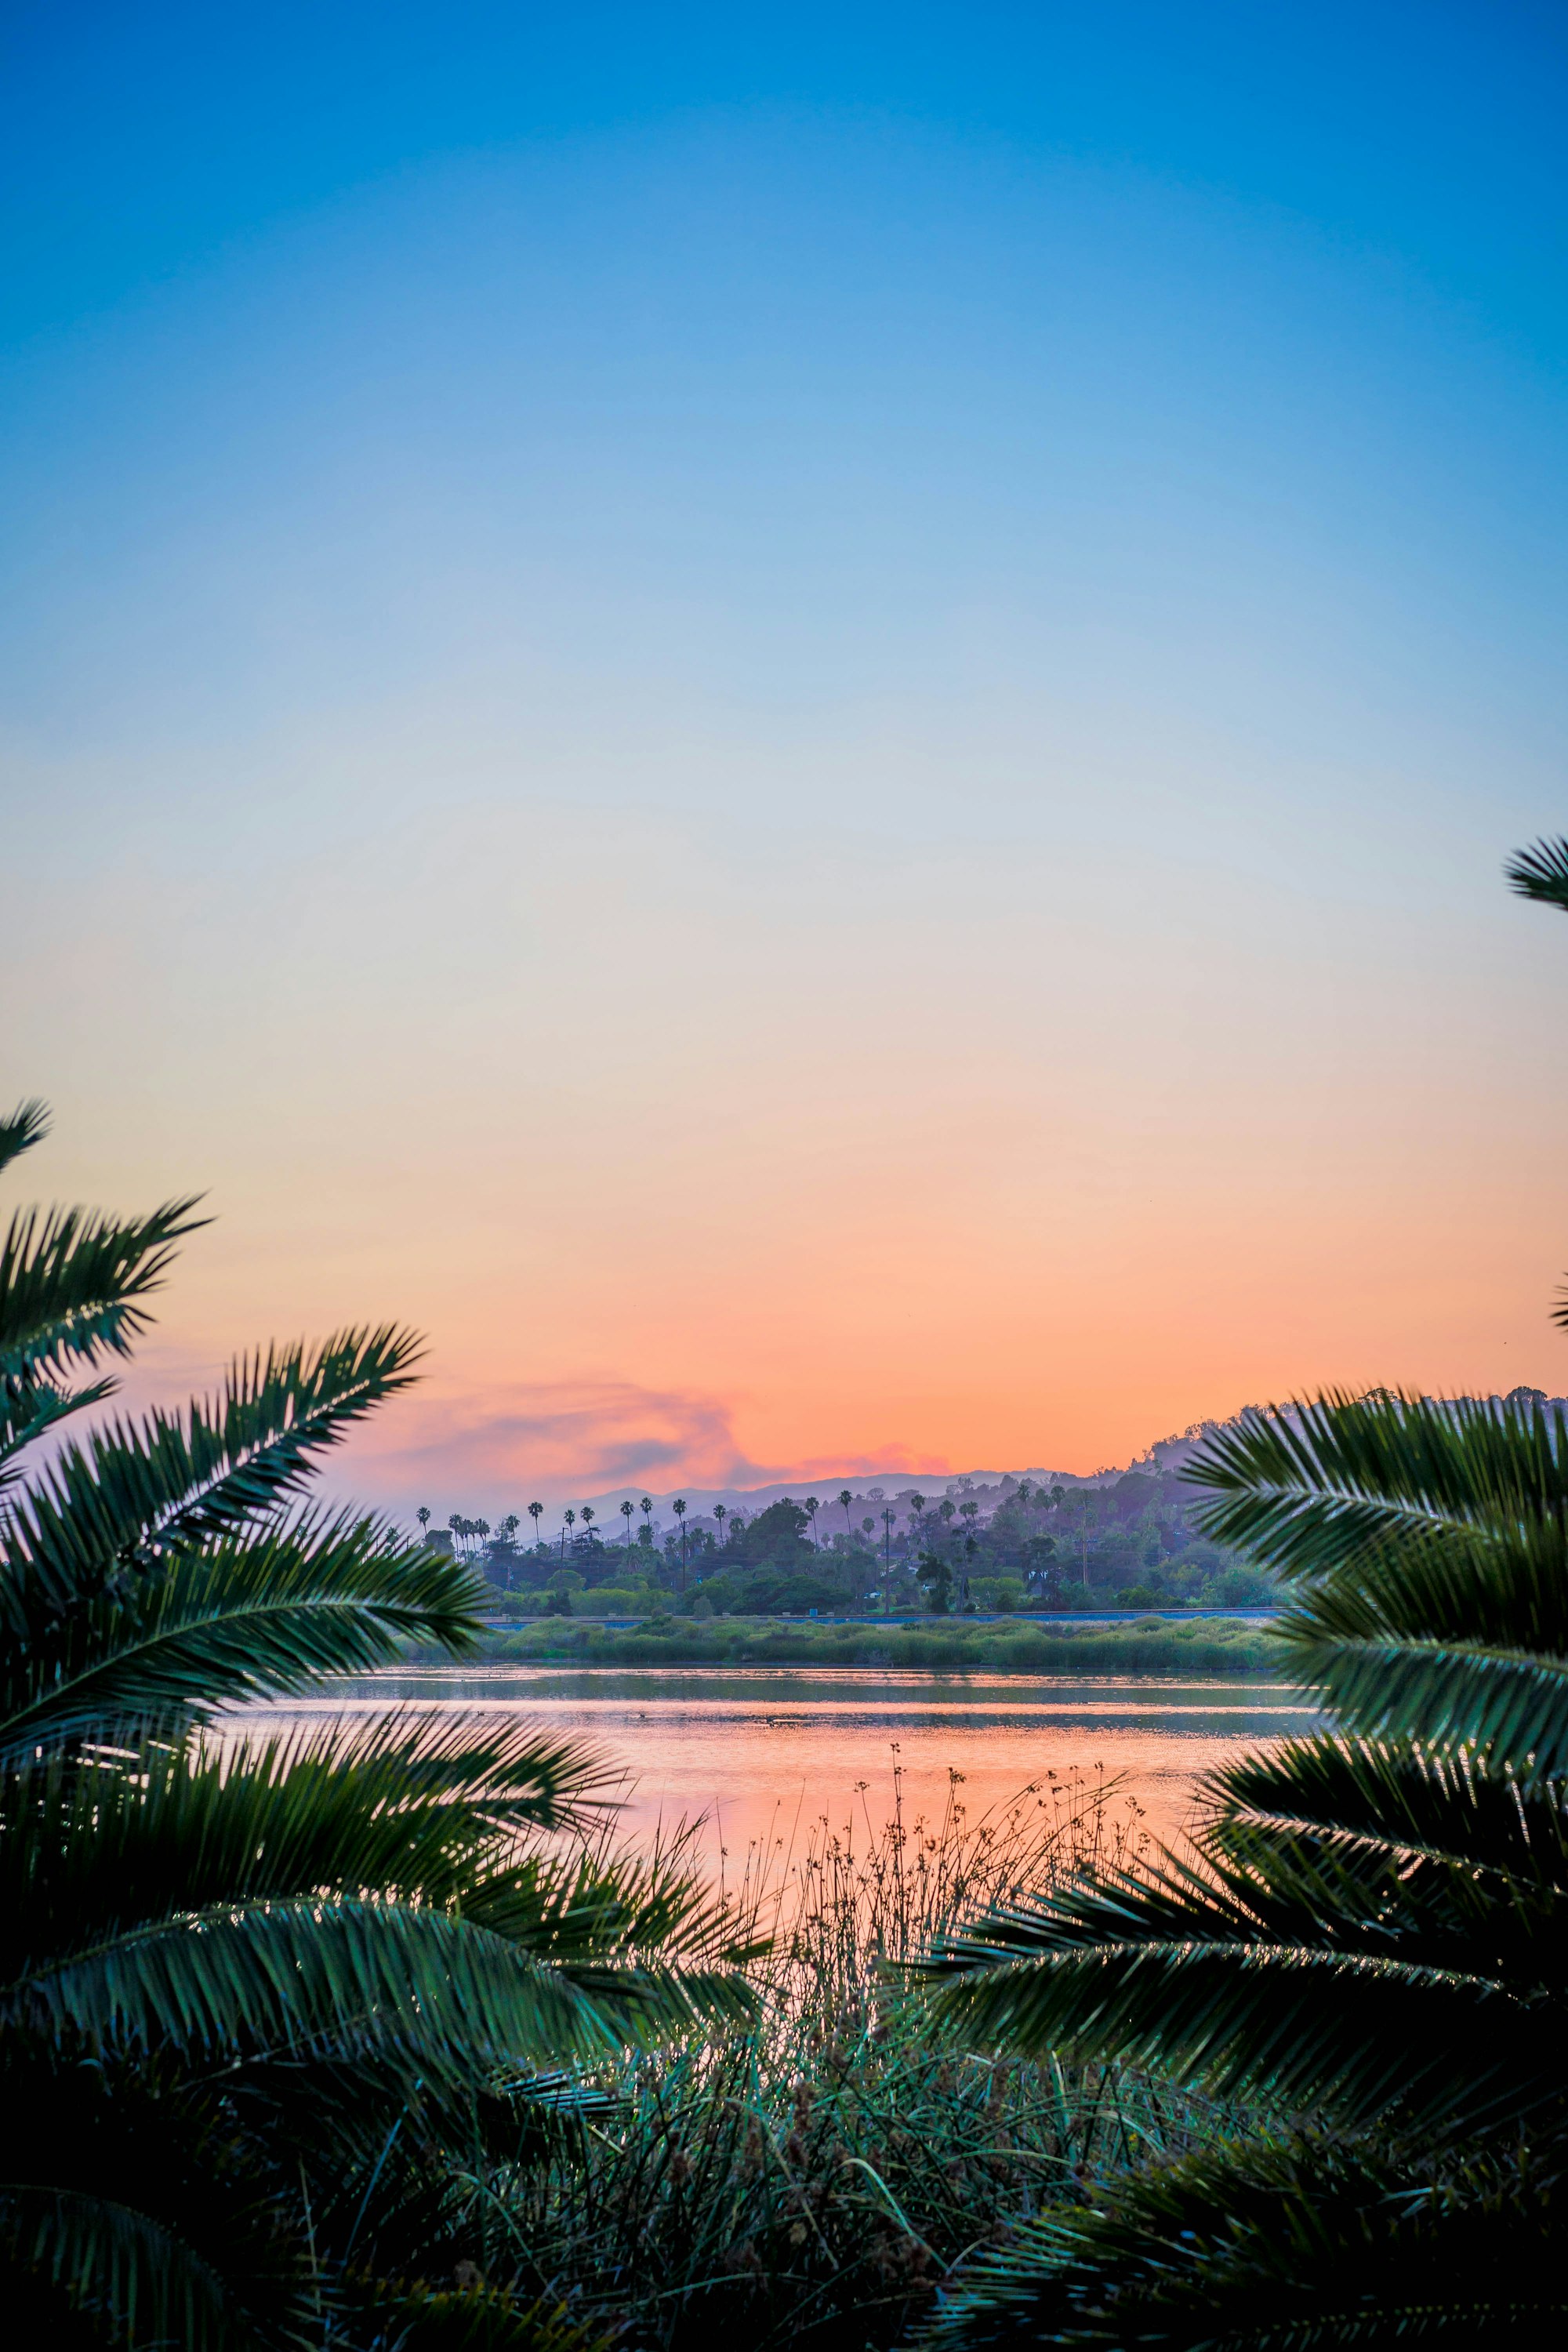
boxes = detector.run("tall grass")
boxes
[445,1764,1228,2349]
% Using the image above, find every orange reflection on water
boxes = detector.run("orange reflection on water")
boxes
[250,1665,1317,1859]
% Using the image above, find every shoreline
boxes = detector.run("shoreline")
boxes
[419,1612,1286,1676]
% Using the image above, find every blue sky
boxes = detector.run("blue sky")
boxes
[5,3,1568,1501]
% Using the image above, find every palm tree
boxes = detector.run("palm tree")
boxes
[620,1497,634,1550]
[579,1504,595,1541]
[0,1101,757,2346]
[804,1495,819,1546]
[714,1502,727,1546]
[839,1488,855,1542]
[673,1497,688,1590]
[908,840,1568,2345]
[528,1497,543,1548]
[416,1504,430,1537]
[561,1506,575,1559]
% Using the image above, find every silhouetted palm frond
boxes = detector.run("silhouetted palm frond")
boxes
[0,1099,49,1176]
[1,1505,486,1759]
[1505,833,1568,913]
[913,2134,1568,2349]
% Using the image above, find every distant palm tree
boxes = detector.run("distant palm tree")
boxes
[804,1496,819,1545]
[620,1497,634,1549]
[561,1507,575,1559]
[909,1491,927,1544]
[581,1504,595,1541]
[528,1499,543,1546]
[640,1494,653,1533]
[714,1502,727,1546]
[840,1488,855,1542]
[673,1497,688,1588]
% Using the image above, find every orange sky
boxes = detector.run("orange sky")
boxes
[19,795,1568,1512]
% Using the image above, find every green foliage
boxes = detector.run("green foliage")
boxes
[468,1614,1282,1673]
[464,1769,1220,2350]
[0,1103,755,2346]
[912,1377,1568,2340]
[913,2134,1568,2348]
[722,1497,817,1570]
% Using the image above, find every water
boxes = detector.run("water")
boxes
[249,1664,1316,1857]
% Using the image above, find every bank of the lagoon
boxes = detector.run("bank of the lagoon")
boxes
[437,1608,1282,1674]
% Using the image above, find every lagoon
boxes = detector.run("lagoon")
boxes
[254,1664,1317,1859]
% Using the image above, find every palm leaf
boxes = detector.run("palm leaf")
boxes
[1,1327,425,1630]
[1282,1635,1568,1782]
[1,1507,485,1756]
[0,2183,293,2352]
[1207,1731,1568,1889]
[0,1194,208,1388]
[913,1847,1560,2136]
[5,1896,629,2075]
[0,1376,116,1488]
[1505,833,1568,913]
[2,1711,626,1944]
[0,1098,49,1176]
[913,2133,1568,2349]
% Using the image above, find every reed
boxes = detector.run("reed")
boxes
[452,1765,1228,2349]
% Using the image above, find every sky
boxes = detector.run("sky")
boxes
[5,2,1568,1514]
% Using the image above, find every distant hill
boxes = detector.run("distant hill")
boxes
[561,1386,1568,1538]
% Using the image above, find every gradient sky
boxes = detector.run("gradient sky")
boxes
[5,2,1568,1512]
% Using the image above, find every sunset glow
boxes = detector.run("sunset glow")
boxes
[8,6,1568,1512]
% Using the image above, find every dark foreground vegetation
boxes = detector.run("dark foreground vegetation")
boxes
[8,836,1568,2346]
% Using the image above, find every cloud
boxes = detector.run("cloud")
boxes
[335,1374,947,1512]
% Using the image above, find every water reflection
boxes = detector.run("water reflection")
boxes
[250,1666,1316,1854]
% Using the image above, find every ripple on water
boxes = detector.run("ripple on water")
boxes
[238,1665,1318,1854]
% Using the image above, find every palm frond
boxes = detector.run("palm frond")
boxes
[1505,833,1568,913]
[1207,1732,1568,1889]
[8,1864,757,2085]
[5,1895,626,2076]
[912,1848,1558,2136]
[0,1098,49,1176]
[913,2133,1568,2349]
[0,2042,315,2351]
[0,2183,284,2351]
[1283,1634,1568,1780]
[0,1375,116,1490]
[1,1506,485,1755]
[1,1327,425,1635]
[1185,1392,1568,1617]
[2,1712,626,1942]
[0,1194,208,1388]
